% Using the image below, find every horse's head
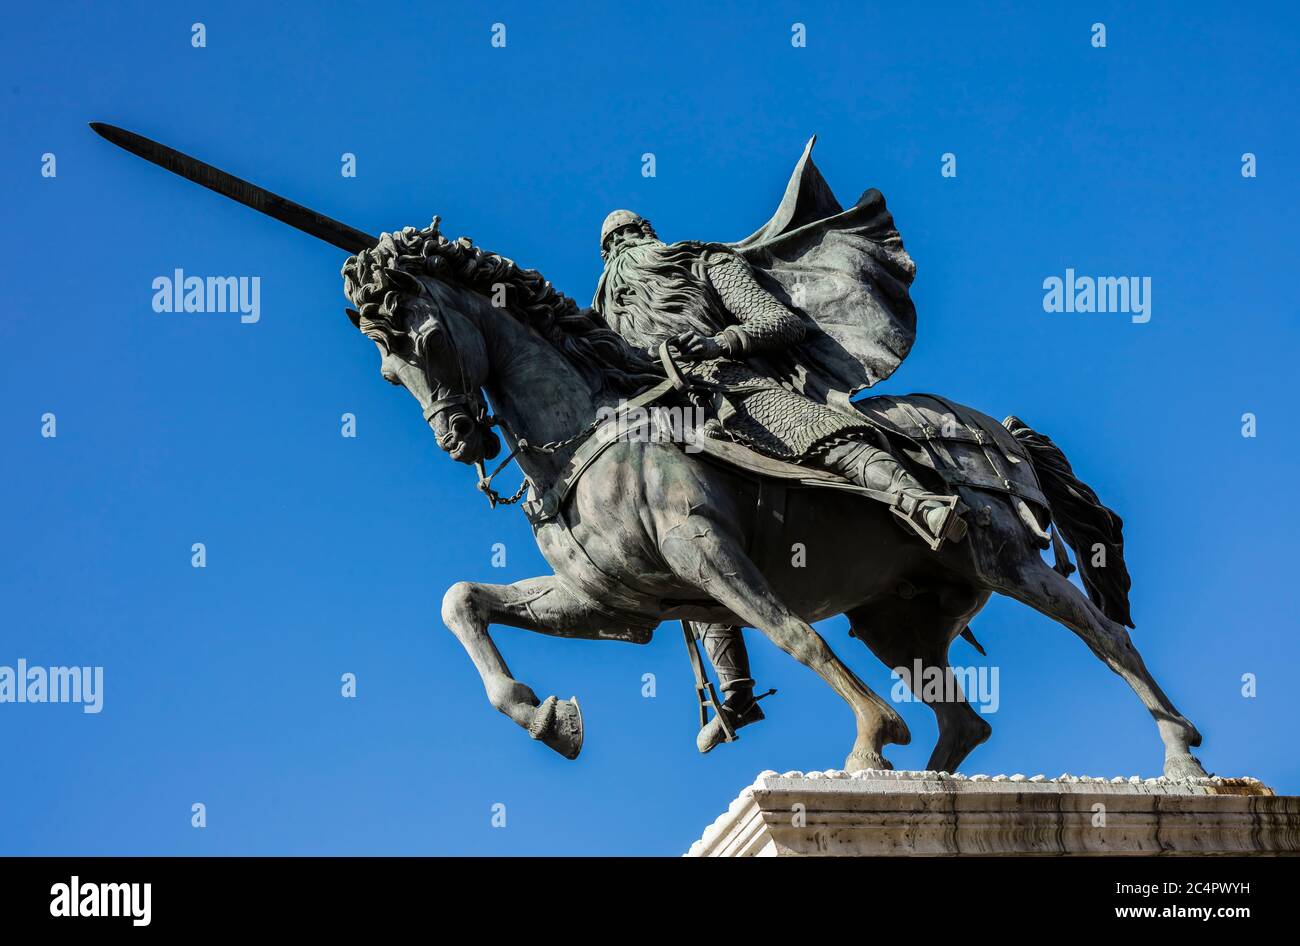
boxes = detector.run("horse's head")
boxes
[342,227,500,466]
[343,218,667,473]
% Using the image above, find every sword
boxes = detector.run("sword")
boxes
[89,122,379,254]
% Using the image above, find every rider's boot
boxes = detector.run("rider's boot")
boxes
[696,624,766,753]
[816,437,967,549]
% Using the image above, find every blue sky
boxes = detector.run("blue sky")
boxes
[1,1,1296,855]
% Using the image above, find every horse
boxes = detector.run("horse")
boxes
[340,221,1208,779]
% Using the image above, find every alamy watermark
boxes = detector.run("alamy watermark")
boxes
[891,659,999,713]
[152,269,260,323]
[594,402,707,453]
[0,659,103,713]
[1042,268,1151,323]
[50,876,150,926]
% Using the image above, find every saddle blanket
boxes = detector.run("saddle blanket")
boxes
[692,393,1048,513]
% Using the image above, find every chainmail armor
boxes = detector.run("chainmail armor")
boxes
[675,251,876,459]
[705,253,808,355]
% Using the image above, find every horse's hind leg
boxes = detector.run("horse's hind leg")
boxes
[847,587,993,773]
[441,575,652,759]
[997,556,1207,779]
[659,516,909,771]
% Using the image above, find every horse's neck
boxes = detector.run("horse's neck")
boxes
[475,304,607,491]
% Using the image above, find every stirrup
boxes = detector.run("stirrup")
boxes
[892,493,965,551]
[697,688,776,754]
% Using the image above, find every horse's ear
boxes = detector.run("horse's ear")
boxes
[385,268,423,295]
[345,308,362,329]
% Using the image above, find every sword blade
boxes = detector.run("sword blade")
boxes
[89,122,379,254]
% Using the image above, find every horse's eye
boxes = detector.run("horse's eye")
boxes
[414,325,442,356]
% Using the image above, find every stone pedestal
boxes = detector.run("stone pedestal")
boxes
[686,770,1300,856]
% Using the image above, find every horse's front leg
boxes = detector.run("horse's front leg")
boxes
[440,575,653,759]
[657,514,910,772]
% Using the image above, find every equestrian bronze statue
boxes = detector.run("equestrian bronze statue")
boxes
[91,124,1208,779]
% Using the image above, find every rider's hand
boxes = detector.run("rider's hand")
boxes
[671,331,725,362]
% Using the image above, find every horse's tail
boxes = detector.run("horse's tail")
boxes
[1002,415,1134,628]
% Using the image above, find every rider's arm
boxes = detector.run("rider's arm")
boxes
[704,251,806,357]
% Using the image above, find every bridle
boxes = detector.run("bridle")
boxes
[412,309,531,508]
[422,391,489,431]
[417,301,692,512]
[477,342,699,510]
[427,390,530,508]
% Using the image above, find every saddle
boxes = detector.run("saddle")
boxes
[855,393,1050,515]
[522,347,1050,549]
[520,343,899,525]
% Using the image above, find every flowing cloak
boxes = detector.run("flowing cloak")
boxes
[723,135,917,414]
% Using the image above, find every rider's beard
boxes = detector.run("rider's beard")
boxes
[596,240,723,350]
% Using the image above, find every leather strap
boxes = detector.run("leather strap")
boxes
[424,392,483,425]
[681,621,735,741]
[521,388,675,524]
[750,478,789,577]
[658,341,690,391]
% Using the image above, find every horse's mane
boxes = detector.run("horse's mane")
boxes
[341,218,662,395]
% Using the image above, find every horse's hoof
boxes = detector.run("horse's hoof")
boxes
[529,695,584,760]
[927,715,992,773]
[845,749,893,773]
[1163,753,1209,780]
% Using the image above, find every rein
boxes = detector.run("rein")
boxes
[416,311,535,508]
[471,342,696,510]
[473,417,598,508]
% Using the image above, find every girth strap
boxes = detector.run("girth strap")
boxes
[520,378,677,524]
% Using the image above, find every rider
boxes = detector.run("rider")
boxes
[592,209,966,751]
